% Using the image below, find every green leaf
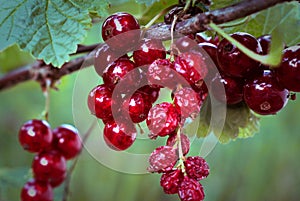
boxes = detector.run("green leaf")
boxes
[226,2,300,46]
[71,0,109,17]
[135,0,160,6]
[0,0,92,67]
[196,99,260,144]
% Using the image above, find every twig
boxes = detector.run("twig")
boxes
[62,120,98,201]
[0,0,293,92]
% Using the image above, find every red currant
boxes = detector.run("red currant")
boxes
[166,133,190,156]
[217,32,262,78]
[19,119,53,153]
[133,38,166,67]
[52,124,82,160]
[184,156,209,181]
[244,70,289,115]
[103,121,137,151]
[32,151,67,184]
[178,176,205,201]
[148,146,178,173]
[87,84,113,122]
[137,85,160,104]
[275,45,300,92]
[147,102,180,139]
[160,169,184,194]
[21,179,53,201]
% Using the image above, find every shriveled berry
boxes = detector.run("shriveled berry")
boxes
[148,146,178,173]
[160,169,184,194]
[275,45,300,92]
[217,32,262,78]
[133,38,166,66]
[103,121,137,151]
[184,156,209,181]
[244,70,289,115]
[174,52,208,86]
[173,87,202,119]
[211,73,244,105]
[147,102,180,139]
[19,119,53,153]
[122,92,152,123]
[32,151,67,184]
[21,179,53,201]
[87,84,113,122]
[166,133,190,156]
[147,59,181,89]
[103,58,135,87]
[178,176,205,201]
[52,124,82,160]
[102,12,140,50]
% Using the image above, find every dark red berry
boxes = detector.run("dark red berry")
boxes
[21,179,53,201]
[244,70,289,115]
[178,176,205,201]
[275,45,300,92]
[174,36,198,54]
[198,42,219,77]
[103,121,137,151]
[257,34,271,55]
[49,174,66,187]
[137,85,160,104]
[160,169,184,194]
[166,133,190,156]
[133,38,166,66]
[217,32,262,78]
[195,33,219,45]
[103,58,136,87]
[147,59,181,89]
[173,87,202,119]
[184,156,209,181]
[148,146,178,173]
[32,151,67,183]
[174,52,208,86]
[19,119,53,153]
[122,92,152,123]
[87,84,113,122]
[94,44,117,76]
[52,124,82,160]
[147,102,180,139]
[211,73,244,105]
[102,12,140,50]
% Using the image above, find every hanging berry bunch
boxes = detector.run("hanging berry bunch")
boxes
[19,120,82,201]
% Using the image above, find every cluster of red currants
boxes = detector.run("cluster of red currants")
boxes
[18,119,82,201]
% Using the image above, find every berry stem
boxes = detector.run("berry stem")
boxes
[177,128,186,173]
[41,79,51,121]
[209,22,283,67]
[143,5,177,29]
[170,15,179,60]
[183,0,192,12]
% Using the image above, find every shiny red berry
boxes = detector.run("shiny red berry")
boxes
[217,32,262,78]
[102,12,140,50]
[87,84,113,122]
[184,156,209,181]
[21,179,53,201]
[211,73,244,105]
[160,169,184,194]
[244,70,289,115]
[52,124,82,160]
[94,44,118,76]
[32,151,67,184]
[122,92,152,123]
[174,36,198,54]
[257,34,271,55]
[19,119,53,153]
[178,176,205,201]
[103,121,137,151]
[103,58,136,87]
[148,146,178,173]
[137,85,160,104]
[174,52,208,86]
[133,38,166,66]
[275,45,300,92]
[147,102,180,139]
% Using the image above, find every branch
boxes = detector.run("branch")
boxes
[0,0,292,91]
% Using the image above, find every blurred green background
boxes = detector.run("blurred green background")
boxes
[1,1,300,201]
